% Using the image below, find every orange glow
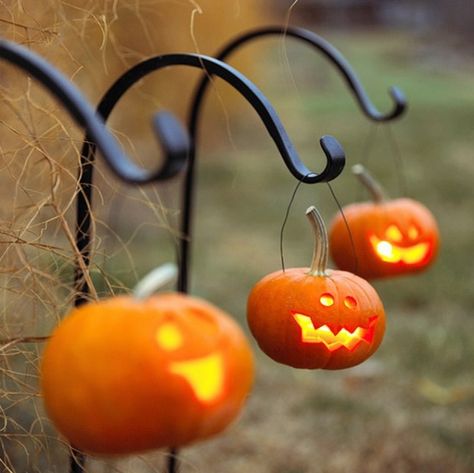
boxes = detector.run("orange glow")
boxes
[369,235,429,264]
[344,296,357,309]
[408,225,419,240]
[293,313,377,351]
[170,354,223,403]
[156,323,183,350]
[319,294,334,307]
[385,224,403,242]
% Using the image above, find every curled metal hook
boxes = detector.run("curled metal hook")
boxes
[0,39,191,473]
[204,25,406,122]
[90,53,345,185]
[0,39,189,184]
[179,25,408,292]
[82,53,346,294]
[74,54,345,473]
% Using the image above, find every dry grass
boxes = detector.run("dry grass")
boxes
[0,1,272,470]
[1,2,474,472]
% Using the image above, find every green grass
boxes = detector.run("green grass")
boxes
[4,28,474,473]
[75,30,474,472]
[180,29,474,473]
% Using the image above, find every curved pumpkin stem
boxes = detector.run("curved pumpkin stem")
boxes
[133,263,178,299]
[306,206,329,277]
[352,164,386,203]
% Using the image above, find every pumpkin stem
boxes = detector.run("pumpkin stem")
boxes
[306,206,329,276]
[352,164,386,203]
[133,263,178,299]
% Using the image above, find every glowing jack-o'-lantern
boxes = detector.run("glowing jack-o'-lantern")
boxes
[41,292,254,455]
[329,165,439,279]
[247,206,385,370]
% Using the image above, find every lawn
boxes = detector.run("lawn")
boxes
[2,28,474,472]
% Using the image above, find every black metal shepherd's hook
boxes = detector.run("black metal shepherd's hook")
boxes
[180,25,408,293]
[76,51,345,473]
[78,52,346,296]
[0,40,188,185]
[0,39,190,473]
[208,25,407,123]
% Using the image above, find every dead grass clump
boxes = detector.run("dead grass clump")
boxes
[0,1,275,470]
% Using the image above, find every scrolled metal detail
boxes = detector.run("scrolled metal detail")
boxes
[0,39,191,473]
[75,53,346,296]
[89,53,345,184]
[0,39,189,185]
[205,25,407,122]
[179,25,407,293]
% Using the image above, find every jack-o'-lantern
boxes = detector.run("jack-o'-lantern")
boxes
[329,165,439,279]
[247,206,385,370]
[41,289,254,455]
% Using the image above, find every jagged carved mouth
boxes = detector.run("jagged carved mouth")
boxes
[369,234,430,265]
[292,313,378,351]
[169,354,224,404]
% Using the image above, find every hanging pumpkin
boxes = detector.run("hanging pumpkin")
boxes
[329,164,439,279]
[41,277,254,455]
[247,206,385,370]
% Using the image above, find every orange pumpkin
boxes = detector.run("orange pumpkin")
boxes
[247,206,385,370]
[329,165,439,279]
[41,293,254,455]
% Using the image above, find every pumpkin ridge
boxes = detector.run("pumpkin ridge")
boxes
[247,207,386,370]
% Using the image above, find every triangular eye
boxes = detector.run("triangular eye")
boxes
[408,225,419,240]
[385,224,403,242]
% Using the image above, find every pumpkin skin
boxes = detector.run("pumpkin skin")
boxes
[329,166,439,279]
[41,293,254,455]
[329,198,439,279]
[247,207,385,370]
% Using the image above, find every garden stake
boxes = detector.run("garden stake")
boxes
[199,25,407,122]
[180,24,407,294]
[0,23,411,473]
[72,27,409,473]
[0,38,189,473]
[75,50,346,473]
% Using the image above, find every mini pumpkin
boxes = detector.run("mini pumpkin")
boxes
[41,291,254,455]
[329,164,439,279]
[247,206,385,370]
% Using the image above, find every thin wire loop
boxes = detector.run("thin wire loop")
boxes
[73,52,346,473]
[181,24,408,293]
[180,52,348,291]
[384,125,408,196]
[280,173,312,272]
[70,52,345,298]
[326,182,359,274]
[278,180,358,276]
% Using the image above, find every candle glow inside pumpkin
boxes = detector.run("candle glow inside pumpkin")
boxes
[156,322,225,404]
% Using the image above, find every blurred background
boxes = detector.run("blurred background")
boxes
[1,0,473,471]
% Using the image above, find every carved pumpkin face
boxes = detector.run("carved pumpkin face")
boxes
[369,223,430,265]
[247,207,386,370]
[329,198,439,279]
[247,267,385,369]
[41,293,254,455]
[328,165,439,279]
